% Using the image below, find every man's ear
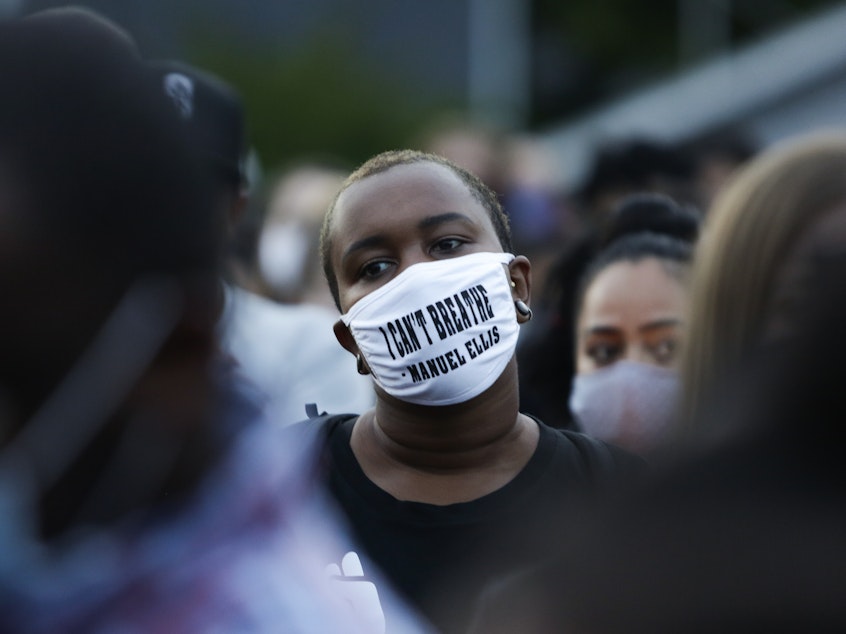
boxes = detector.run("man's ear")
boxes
[333,319,359,356]
[508,255,532,304]
[334,319,371,375]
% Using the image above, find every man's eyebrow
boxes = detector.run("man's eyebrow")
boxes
[417,211,477,231]
[341,212,477,263]
[342,234,387,263]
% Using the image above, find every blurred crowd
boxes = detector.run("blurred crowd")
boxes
[2,6,845,634]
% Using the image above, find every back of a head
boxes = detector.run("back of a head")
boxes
[681,131,846,430]
[2,12,217,269]
[0,14,218,425]
[147,59,248,191]
[576,138,696,225]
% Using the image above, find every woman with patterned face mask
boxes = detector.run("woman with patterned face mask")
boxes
[569,194,700,456]
[311,149,644,634]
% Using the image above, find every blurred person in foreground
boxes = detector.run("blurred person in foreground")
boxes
[308,149,644,633]
[0,9,406,633]
[468,130,846,633]
[680,130,846,429]
[147,60,374,427]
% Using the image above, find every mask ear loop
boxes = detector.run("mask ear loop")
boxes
[0,276,184,496]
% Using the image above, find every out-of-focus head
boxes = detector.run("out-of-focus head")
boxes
[682,132,846,427]
[417,116,508,196]
[576,139,696,230]
[320,149,512,313]
[570,193,700,454]
[0,12,218,434]
[258,163,347,306]
[684,127,758,211]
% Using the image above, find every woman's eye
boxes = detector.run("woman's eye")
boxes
[432,237,466,253]
[586,343,621,367]
[649,339,678,364]
[360,260,391,279]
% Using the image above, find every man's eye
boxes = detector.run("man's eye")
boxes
[432,237,465,253]
[587,343,621,367]
[360,260,391,279]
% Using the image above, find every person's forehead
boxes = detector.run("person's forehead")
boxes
[582,259,686,321]
[333,161,486,225]
[595,259,684,295]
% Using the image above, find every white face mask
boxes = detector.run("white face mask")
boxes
[340,252,520,406]
[569,360,680,454]
[257,224,310,297]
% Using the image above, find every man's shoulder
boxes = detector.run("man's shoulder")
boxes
[285,410,359,444]
[535,418,648,482]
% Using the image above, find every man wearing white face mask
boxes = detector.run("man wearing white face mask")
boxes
[302,149,644,634]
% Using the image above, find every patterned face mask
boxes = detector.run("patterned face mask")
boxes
[569,360,681,454]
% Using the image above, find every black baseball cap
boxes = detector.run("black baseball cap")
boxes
[22,6,140,60]
[148,60,247,187]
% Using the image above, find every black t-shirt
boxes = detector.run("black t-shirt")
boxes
[319,414,643,634]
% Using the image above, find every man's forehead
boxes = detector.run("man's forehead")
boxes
[334,161,480,221]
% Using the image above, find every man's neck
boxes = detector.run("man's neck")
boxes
[349,363,540,504]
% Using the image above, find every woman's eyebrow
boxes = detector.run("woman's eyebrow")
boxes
[582,325,621,336]
[639,318,682,333]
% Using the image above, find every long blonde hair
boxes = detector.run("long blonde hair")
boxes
[682,131,846,428]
